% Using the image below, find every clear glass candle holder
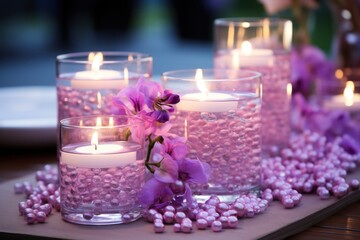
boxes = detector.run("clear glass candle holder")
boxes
[59,115,145,225]
[56,52,152,121]
[214,18,292,153]
[162,69,262,202]
[320,79,360,119]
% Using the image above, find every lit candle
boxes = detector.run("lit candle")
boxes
[70,52,130,90]
[231,41,274,68]
[176,69,238,112]
[60,131,137,168]
[323,81,360,111]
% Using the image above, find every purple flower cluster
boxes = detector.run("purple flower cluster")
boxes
[113,78,210,208]
[291,45,336,97]
[292,93,360,154]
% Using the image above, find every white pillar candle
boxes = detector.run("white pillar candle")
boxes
[323,81,360,112]
[231,41,274,68]
[323,94,360,112]
[60,141,137,168]
[70,70,126,90]
[176,92,238,112]
[175,69,238,112]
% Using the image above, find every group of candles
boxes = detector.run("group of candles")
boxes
[56,18,360,225]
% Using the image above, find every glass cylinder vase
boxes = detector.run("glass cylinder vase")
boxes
[162,69,262,202]
[214,18,292,153]
[59,115,145,225]
[56,52,152,121]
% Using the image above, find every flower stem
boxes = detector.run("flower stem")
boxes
[145,135,164,173]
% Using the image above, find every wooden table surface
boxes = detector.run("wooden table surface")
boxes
[1,146,360,240]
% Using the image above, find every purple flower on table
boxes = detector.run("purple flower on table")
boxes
[291,45,336,97]
[138,178,173,208]
[161,137,188,160]
[113,77,179,125]
[139,157,211,208]
[151,144,178,183]
[292,93,360,154]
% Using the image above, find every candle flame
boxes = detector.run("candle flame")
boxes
[241,41,252,55]
[97,92,102,109]
[109,117,114,126]
[91,132,98,150]
[79,120,83,127]
[344,81,355,106]
[96,117,102,127]
[227,22,235,49]
[128,54,133,61]
[232,50,240,68]
[195,69,208,95]
[287,83,292,97]
[88,52,103,71]
[124,67,129,85]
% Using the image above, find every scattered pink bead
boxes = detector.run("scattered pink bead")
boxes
[196,218,208,230]
[349,179,360,190]
[175,212,186,223]
[227,216,238,228]
[36,211,47,223]
[163,211,174,224]
[153,221,165,233]
[173,223,181,233]
[25,213,36,224]
[211,220,222,232]
[180,219,192,233]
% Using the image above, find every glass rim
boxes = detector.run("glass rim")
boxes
[162,69,262,82]
[214,17,291,27]
[56,51,152,64]
[60,115,141,129]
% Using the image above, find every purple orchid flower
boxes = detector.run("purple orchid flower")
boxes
[291,45,336,97]
[113,77,179,125]
[292,93,360,154]
[137,178,174,208]
[151,148,179,183]
[161,137,188,160]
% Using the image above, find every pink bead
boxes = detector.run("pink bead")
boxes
[211,220,222,232]
[227,216,238,228]
[349,179,360,190]
[175,212,186,223]
[196,211,208,220]
[218,216,228,228]
[282,197,295,209]
[18,202,27,215]
[216,202,230,213]
[25,213,36,224]
[205,196,220,206]
[173,223,181,233]
[154,213,163,221]
[163,205,175,213]
[317,187,330,200]
[180,219,192,233]
[163,211,174,224]
[146,209,158,222]
[153,221,165,233]
[14,183,25,194]
[36,211,47,223]
[196,218,208,230]
[205,216,216,226]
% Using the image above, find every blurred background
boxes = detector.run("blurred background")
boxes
[0,0,335,87]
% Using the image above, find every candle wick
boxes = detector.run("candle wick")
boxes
[94,144,97,151]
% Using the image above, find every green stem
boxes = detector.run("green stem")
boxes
[145,135,164,173]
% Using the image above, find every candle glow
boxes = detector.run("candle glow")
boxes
[344,81,355,106]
